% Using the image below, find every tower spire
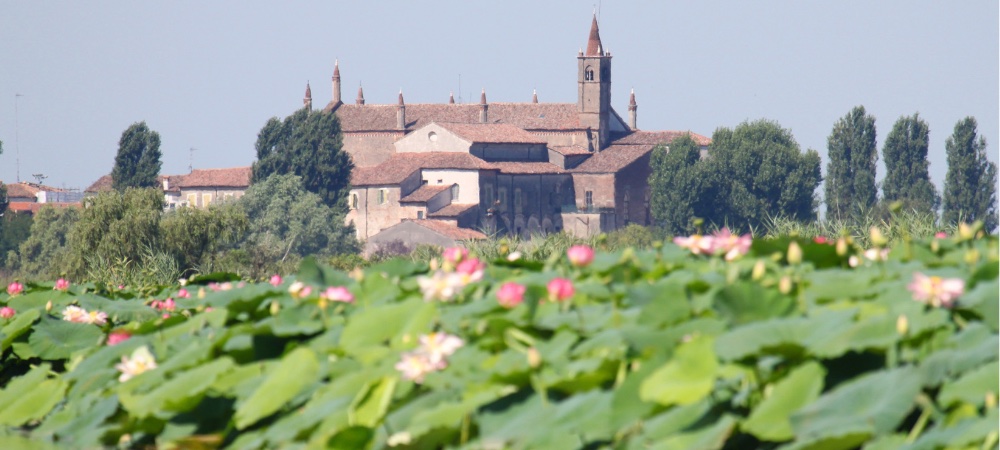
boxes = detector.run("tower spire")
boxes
[585,13,604,56]
[479,88,488,123]
[532,89,538,103]
[303,81,312,109]
[628,88,637,130]
[356,83,365,105]
[331,59,342,104]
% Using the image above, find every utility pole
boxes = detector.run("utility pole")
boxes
[15,93,23,182]
[189,148,196,172]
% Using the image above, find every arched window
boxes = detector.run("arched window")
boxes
[451,184,459,200]
[585,66,594,81]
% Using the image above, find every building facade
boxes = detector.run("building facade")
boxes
[313,15,710,249]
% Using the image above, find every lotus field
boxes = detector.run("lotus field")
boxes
[0,227,997,449]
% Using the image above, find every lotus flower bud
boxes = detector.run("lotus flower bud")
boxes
[986,391,997,410]
[778,276,793,295]
[269,300,280,315]
[527,347,542,368]
[751,260,766,281]
[45,300,53,312]
[896,315,908,336]
[965,249,980,265]
[836,237,849,256]
[869,227,888,248]
[787,242,803,265]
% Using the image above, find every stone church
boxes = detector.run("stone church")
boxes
[305,15,710,251]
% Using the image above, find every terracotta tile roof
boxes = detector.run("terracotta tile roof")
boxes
[611,130,711,147]
[429,203,477,218]
[5,182,68,199]
[586,15,604,56]
[436,122,547,144]
[409,219,487,240]
[572,144,655,173]
[399,184,450,203]
[8,202,79,214]
[177,167,251,188]
[85,175,113,193]
[328,103,583,132]
[489,161,568,174]
[351,153,494,186]
[550,145,592,156]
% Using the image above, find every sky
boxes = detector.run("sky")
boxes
[1,2,997,201]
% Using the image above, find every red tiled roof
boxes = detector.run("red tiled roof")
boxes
[85,175,113,193]
[328,103,583,132]
[409,219,487,240]
[5,182,66,199]
[177,167,251,188]
[8,202,79,214]
[399,184,450,203]
[586,15,604,56]
[429,203,477,218]
[436,122,547,144]
[572,144,655,173]
[612,130,711,147]
[351,153,494,186]
[550,145,592,156]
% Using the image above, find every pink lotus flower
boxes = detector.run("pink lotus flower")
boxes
[0,306,15,319]
[62,305,108,326]
[107,331,131,346]
[710,228,752,261]
[496,282,526,308]
[54,278,70,291]
[673,234,715,255]
[864,248,890,262]
[176,289,190,299]
[813,236,829,244]
[908,273,965,308]
[269,275,283,286]
[567,245,595,267]
[115,346,157,382]
[288,281,312,298]
[394,351,445,384]
[547,278,575,302]
[442,247,468,264]
[151,298,176,312]
[418,332,465,365]
[935,231,948,239]
[6,282,24,296]
[456,258,485,279]
[321,286,355,303]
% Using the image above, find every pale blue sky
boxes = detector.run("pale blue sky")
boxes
[1,2,997,202]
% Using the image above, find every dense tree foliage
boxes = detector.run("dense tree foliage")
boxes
[702,120,822,231]
[648,134,710,234]
[66,188,165,279]
[252,108,354,211]
[15,206,79,279]
[942,117,998,232]
[825,106,878,218]
[111,122,162,191]
[0,139,7,239]
[882,113,940,215]
[160,202,249,274]
[0,213,32,267]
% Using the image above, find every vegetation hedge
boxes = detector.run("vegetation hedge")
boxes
[0,229,996,449]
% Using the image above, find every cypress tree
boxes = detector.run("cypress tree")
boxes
[881,113,939,215]
[111,122,162,191]
[825,106,877,218]
[942,117,998,232]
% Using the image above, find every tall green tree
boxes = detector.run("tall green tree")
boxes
[701,119,822,231]
[0,139,7,223]
[882,113,940,215]
[252,108,354,211]
[16,206,79,279]
[825,106,878,218]
[111,121,162,191]
[648,134,711,234]
[942,117,998,232]
[66,188,164,278]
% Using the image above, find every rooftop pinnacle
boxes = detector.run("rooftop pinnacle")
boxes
[585,14,604,56]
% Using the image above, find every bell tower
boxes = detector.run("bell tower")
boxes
[578,14,612,151]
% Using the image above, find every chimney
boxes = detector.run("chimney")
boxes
[449,91,455,104]
[397,90,406,130]
[628,88,637,130]
[532,89,538,103]
[331,59,342,104]
[479,88,488,124]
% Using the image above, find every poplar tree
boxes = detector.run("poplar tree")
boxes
[942,117,998,232]
[825,106,877,218]
[648,134,709,234]
[111,122,162,191]
[881,113,939,215]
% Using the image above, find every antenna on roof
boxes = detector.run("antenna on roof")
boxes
[458,74,462,104]
[32,173,46,184]
[189,148,196,173]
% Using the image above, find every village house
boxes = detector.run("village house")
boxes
[309,15,710,252]
[1,181,83,215]
[85,167,251,209]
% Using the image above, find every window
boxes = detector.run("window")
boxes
[484,185,494,205]
[585,66,594,81]
[498,187,508,211]
[186,194,197,207]
[585,191,593,211]
[514,188,523,213]
[377,189,386,205]
[450,184,459,200]
[202,193,212,207]
[350,193,359,209]
[417,210,424,219]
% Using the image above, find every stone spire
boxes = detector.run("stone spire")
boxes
[397,90,406,130]
[449,91,455,104]
[303,81,312,109]
[356,83,365,105]
[628,88,637,130]
[331,59,342,104]
[479,88,488,123]
[585,14,603,56]
[532,89,538,103]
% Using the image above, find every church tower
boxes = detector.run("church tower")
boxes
[578,14,612,151]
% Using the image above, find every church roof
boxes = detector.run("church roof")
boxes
[572,144,654,173]
[177,167,251,188]
[429,203,477,218]
[399,184,450,203]
[351,152,494,186]
[436,122,547,144]
[327,102,584,132]
[612,130,712,147]
[408,219,488,240]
